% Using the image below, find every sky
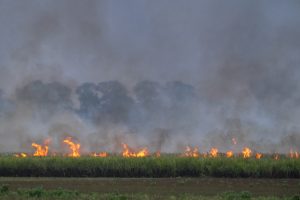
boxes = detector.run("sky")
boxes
[0,0,300,152]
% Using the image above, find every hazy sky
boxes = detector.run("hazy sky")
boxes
[0,1,300,152]
[0,1,299,91]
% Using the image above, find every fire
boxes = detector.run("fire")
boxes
[122,143,149,158]
[136,148,149,157]
[226,151,233,158]
[122,143,134,157]
[255,153,262,159]
[210,148,218,157]
[15,153,27,158]
[155,151,161,157]
[32,139,50,157]
[184,146,199,157]
[92,152,108,157]
[63,137,80,157]
[289,149,299,159]
[242,147,252,158]
[14,138,298,160]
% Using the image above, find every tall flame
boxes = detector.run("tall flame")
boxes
[242,147,252,158]
[32,139,50,157]
[63,137,80,157]
[210,148,218,157]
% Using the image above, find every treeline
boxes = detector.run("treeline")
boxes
[0,80,198,130]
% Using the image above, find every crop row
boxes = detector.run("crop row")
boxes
[0,156,299,178]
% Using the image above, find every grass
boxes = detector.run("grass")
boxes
[0,185,299,200]
[0,156,299,178]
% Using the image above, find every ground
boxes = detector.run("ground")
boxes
[0,177,299,198]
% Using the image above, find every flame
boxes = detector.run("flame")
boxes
[31,139,50,157]
[155,151,161,157]
[226,151,233,158]
[255,153,262,159]
[14,138,299,160]
[92,152,108,157]
[184,146,199,157]
[289,149,299,159]
[242,147,252,158]
[210,148,218,157]
[136,148,149,157]
[122,143,149,158]
[63,137,80,157]
[15,153,27,158]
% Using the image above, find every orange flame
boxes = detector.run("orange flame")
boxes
[155,151,161,157]
[242,147,252,158]
[255,153,262,159]
[63,137,80,157]
[184,146,199,157]
[136,148,149,157]
[31,139,50,157]
[226,151,233,158]
[15,153,27,158]
[92,152,108,157]
[122,143,149,158]
[289,149,299,159]
[210,148,218,157]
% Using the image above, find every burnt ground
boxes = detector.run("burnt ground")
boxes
[0,178,299,196]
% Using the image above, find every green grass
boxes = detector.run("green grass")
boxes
[0,185,300,200]
[0,185,299,200]
[0,156,299,178]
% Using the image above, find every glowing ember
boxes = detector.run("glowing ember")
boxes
[184,146,199,157]
[210,148,218,157]
[289,149,299,159]
[155,151,161,157]
[63,137,80,157]
[15,153,27,158]
[242,147,252,158]
[274,154,280,160]
[255,153,262,159]
[226,151,233,158]
[122,143,149,158]
[92,152,108,157]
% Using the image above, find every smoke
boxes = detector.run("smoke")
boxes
[0,0,299,153]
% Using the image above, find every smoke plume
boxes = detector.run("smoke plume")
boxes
[0,0,299,153]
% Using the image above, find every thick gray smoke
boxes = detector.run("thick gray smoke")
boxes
[0,0,299,153]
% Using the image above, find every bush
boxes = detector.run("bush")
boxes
[0,184,9,194]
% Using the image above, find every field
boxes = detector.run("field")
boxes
[0,178,300,199]
[0,156,300,178]
[1,156,300,199]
